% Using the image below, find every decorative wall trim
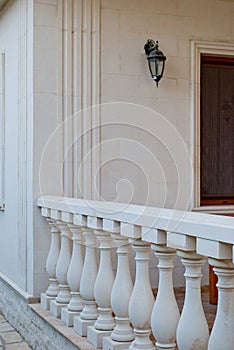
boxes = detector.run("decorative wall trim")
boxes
[17,0,33,291]
[0,52,5,210]
[191,40,234,212]
[71,0,82,198]
[62,0,73,197]
[62,0,100,200]
[17,0,28,291]
[90,0,101,201]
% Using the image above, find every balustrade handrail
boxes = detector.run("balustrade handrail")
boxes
[37,195,234,245]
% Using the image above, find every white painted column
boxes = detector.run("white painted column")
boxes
[208,259,234,350]
[41,219,61,310]
[74,228,98,336]
[129,240,155,350]
[61,224,84,326]
[151,244,179,350]
[50,222,72,318]
[176,251,209,350]
[88,229,115,348]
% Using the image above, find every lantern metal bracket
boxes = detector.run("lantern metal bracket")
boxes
[144,39,157,56]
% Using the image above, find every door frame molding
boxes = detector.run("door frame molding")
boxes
[191,39,234,214]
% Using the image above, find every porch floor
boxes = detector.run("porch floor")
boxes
[0,314,32,349]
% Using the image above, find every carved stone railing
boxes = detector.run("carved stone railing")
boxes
[38,195,234,350]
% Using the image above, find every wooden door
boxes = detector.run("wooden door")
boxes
[201,55,234,206]
[200,55,234,304]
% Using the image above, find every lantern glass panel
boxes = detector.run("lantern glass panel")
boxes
[148,58,164,82]
[157,60,164,77]
[148,59,156,78]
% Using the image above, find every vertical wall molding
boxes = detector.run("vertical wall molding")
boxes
[17,0,33,291]
[62,0,73,197]
[72,0,82,198]
[80,0,92,200]
[0,53,5,209]
[90,0,100,200]
[17,0,28,289]
[62,0,100,200]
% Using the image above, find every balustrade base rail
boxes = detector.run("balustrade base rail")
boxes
[30,286,216,350]
[30,304,95,350]
[31,285,216,350]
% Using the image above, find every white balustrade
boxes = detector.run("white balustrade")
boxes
[176,251,209,350]
[37,195,234,350]
[208,259,234,350]
[128,240,155,350]
[61,224,84,326]
[151,244,179,350]
[41,219,61,310]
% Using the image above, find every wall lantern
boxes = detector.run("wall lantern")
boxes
[144,39,166,86]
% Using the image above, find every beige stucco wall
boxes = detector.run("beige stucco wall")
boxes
[100,0,234,211]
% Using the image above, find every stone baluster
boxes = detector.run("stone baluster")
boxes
[176,251,209,350]
[50,222,72,318]
[111,236,134,341]
[128,239,155,350]
[88,229,115,348]
[41,219,61,310]
[111,236,134,340]
[208,259,234,350]
[61,224,84,326]
[74,228,98,337]
[94,231,115,330]
[151,244,180,350]
[102,219,134,350]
